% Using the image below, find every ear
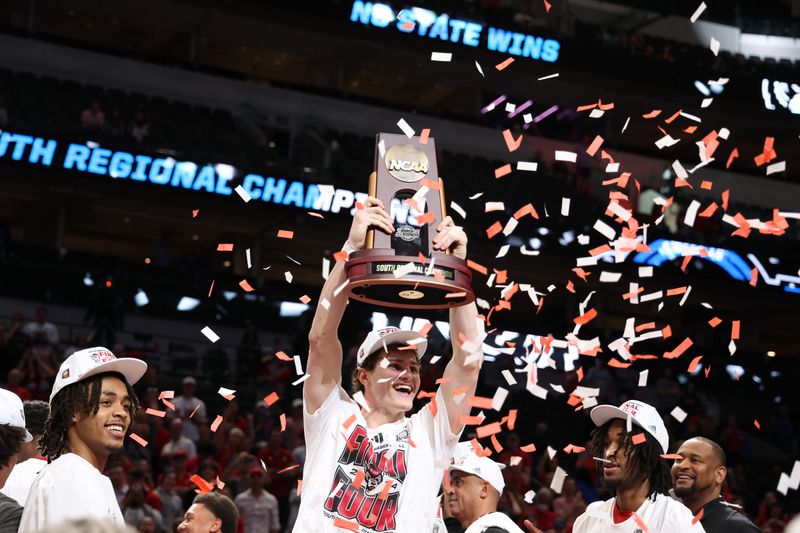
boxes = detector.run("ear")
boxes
[210,517,221,533]
[481,481,491,500]
[358,367,370,388]
[715,465,727,485]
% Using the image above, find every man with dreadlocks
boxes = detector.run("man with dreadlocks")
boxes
[572,400,706,533]
[18,347,147,532]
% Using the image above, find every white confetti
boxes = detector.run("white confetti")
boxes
[550,467,567,494]
[605,162,620,173]
[621,116,630,133]
[397,118,415,138]
[501,369,517,386]
[246,248,252,269]
[320,298,330,310]
[655,134,680,149]
[555,150,578,163]
[684,200,701,227]
[285,271,293,283]
[496,244,510,258]
[690,2,707,23]
[538,73,559,81]
[524,490,536,504]
[485,202,505,212]
[431,51,452,62]
[218,387,236,398]
[561,197,571,216]
[599,271,622,283]
[293,355,303,376]
[475,61,484,76]
[234,185,251,203]
[710,37,720,56]
[593,219,617,241]
[503,217,518,237]
[393,262,416,278]
[638,369,649,387]
[505,102,516,113]
[517,161,538,172]
[766,161,786,175]
[292,374,310,386]
[701,98,713,108]
[671,406,688,422]
[638,266,653,278]
[201,326,220,343]
[523,113,532,124]
[589,108,605,119]
[450,201,467,219]
[492,387,509,411]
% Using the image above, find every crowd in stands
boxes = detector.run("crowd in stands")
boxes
[1,303,798,532]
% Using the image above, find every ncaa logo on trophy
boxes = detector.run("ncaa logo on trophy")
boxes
[345,133,475,309]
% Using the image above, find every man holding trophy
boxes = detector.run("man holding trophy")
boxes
[292,133,484,532]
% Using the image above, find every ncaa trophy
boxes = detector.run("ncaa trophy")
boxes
[345,133,475,309]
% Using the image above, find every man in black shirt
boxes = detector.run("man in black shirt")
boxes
[672,437,760,533]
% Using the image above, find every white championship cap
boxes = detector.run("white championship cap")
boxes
[449,442,506,494]
[590,399,669,453]
[356,327,427,367]
[50,346,148,404]
[0,389,33,442]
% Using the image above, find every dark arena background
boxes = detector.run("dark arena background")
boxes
[1,0,799,531]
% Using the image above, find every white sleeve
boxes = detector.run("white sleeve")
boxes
[411,388,461,463]
[664,504,707,533]
[302,383,353,445]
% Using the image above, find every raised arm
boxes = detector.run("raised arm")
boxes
[433,217,485,435]
[304,194,394,413]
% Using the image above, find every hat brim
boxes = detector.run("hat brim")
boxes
[590,404,638,429]
[359,330,427,367]
[23,429,33,443]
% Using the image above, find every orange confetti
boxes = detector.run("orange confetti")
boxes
[145,408,166,418]
[192,209,199,218]
[664,337,693,359]
[190,474,214,494]
[749,268,758,287]
[130,433,148,447]
[632,433,647,445]
[688,355,703,373]
[280,413,286,431]
[296,479,302,496]
[494,163,512,179]
[299,295,311,304]
[660,453,683,460]
[333,518,360,532]
[513,203,539,220]
[731,320,740,340]
[754,419,761,430]
[416,211,435,225]
[207,279,215,298]
[263,392,280,406]
[543,0,551,12]
[664,109,682,124]
[275,351,293,362]
[277,230,294,239]
[726,148,739,169]
[239,279,255,292]
[210,415,223,433]
[467,260,488,275]
[573,308,597,325]
[468,396,494,410]
[353,469,366,489]
[502,129,523,152]
[642,109,662,119]
[419,128,430,144]
[476,422,503,439]
[495,57,515,70]
[486,221,503,239]
[333,250,348,262]
[342,413,357,429]
[708,317,721,328]
[586,135,604,157]
[216,243,233,252]
[632,512,650,533]
[608,359,631,368]
[521,443,537,453]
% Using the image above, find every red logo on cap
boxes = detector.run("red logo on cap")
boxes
[89,350,116,364]
[622,402,640,415]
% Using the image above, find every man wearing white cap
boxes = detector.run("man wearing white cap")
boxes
[572,400,705,533]
[0,388,33,533]
[446,442,525,533]
[18,346,147,532]
[293,196,484,532]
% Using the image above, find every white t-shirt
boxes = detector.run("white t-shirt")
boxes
[465,511,526,533]
[292,384,460,533]
[1,457,46,505]
[22,321,59,345]
[18,453,124,532]
[572,493,706,533]
[235,489,280,533]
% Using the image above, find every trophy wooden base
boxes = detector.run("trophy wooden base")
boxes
[345,249,475,309]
